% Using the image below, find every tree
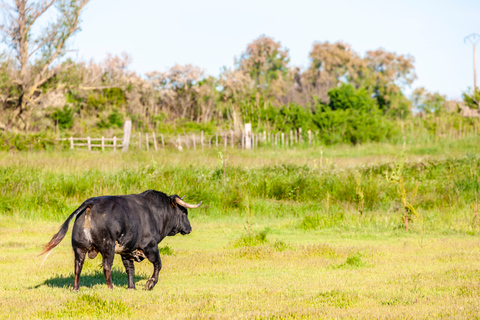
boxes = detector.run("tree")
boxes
[303,41,360,101]
[411,87,446,116]
[0,0,90,131]
[361,49,416,116]
[237,35,290,103]
[146,64,204,121]
[218,67,254,131]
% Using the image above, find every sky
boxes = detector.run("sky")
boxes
[67,0,480,99]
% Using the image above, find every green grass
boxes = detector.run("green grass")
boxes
[0,139,479,318]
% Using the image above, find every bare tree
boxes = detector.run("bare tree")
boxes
[0,0,89,131]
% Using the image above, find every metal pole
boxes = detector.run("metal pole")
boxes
[475,43,477,92]
[465,33,480,92]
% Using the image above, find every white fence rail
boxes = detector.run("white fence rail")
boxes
[57,136,123,151]
[56,121,317,152]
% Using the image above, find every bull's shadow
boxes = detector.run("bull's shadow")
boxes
[34,268,149,289]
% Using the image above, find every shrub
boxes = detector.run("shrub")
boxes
[232,230,269,247]
[50,105,75,130]
[313,84,397,145]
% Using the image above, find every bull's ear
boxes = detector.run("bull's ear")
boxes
[170,198,177,208]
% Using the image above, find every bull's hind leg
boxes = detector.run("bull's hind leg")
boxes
[144,246,162,290]
[73,247,86,291]
[102,246,116,289]
[121,256,136,289]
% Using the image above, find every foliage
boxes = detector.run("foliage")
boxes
[50,105,75,130]
[0,132,56,151]
[0,0,90,131]
[237,34,289,98]
[412,87,447,115]
[462,89,480,109]
[0,26,467,149]
[313,84,396,145]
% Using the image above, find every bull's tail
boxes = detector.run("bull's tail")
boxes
[38,202,89,265]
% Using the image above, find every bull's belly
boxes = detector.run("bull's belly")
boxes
[86,242,147,262]
[114,241,147,262]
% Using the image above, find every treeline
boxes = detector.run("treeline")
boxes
[1,30,478,145]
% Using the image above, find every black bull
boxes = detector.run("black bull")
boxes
[39,190,202,291]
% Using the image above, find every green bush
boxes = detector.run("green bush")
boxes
[50,105,75,130]
[0,132,56,151]
[313,84,397,145]
[108,110,124,128]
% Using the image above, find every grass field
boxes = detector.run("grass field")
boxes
[0,139,479,319]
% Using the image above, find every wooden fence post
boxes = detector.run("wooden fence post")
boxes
[70,136,74,150]
[87,136,91,151]
[308,130,312,146]
[245,123,252,150]
[101,136,105,151]
[299,128,302,143]
[122,120,132,152]
[152,132,158,151]
[161,134,164,149]
[113,136,117,151]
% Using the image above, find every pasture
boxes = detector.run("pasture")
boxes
[0,139,479,319]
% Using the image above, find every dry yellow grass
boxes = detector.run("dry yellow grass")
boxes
[1,216,479,319]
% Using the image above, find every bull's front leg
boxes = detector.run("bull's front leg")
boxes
[144,245,162,290]
[121,256,136,289]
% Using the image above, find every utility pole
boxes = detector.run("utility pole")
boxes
[465,33,480,92]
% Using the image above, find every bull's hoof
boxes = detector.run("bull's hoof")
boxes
[72,287,79,292]
[145,278,156,290]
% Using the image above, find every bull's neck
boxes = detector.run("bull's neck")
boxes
[155,207,179,239]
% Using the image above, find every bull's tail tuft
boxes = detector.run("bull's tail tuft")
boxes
[38,222,70,256]
[38,203,89,264]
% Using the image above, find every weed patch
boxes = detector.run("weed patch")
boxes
[232,229,269,248]
[40,293,131,318]
[159,245,174,256]
[314,290,360,308]
[333,251,366,268]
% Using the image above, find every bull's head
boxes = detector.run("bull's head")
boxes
[169,195,202,236]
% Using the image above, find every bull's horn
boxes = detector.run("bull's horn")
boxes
[175,197,202,209]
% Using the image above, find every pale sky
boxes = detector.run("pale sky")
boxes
[69,0,480,99]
